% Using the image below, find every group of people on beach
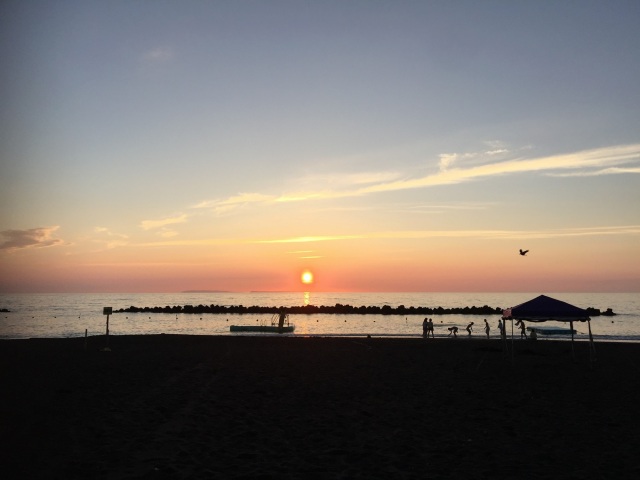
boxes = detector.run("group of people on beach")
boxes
[422,318,435,338]
[423,317,529,339]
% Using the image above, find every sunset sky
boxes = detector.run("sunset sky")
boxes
[1,1,639,293]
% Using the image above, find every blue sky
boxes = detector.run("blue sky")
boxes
[1,1,639,293]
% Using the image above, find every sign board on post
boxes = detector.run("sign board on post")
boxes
[103,307,112,315]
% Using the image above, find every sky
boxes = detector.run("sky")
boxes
[1,0,639,293]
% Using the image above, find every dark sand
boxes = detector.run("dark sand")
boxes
[1,335,639,479]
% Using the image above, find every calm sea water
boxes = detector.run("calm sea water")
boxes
[0,292,638,342]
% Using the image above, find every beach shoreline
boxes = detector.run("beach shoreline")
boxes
[1,335,639,479]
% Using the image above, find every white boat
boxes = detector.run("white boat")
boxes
[230,312,295,333]
[526,326,576,336]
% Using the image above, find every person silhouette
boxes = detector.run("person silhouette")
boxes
[498,319,505,339]
[422,318,429,338]
[484,319,490,339]
[447,326,459,337]
[466,322,474,336]
[516,319,527,339]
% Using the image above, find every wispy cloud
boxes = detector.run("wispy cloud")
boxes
[359,144,640,195]
[187,143,640,218]
[257,235,364,244]
[140,214,188,231]
[192,171,403,213]
[437,153,460,171]
[254,225,640,244]
[123,225,640,249]
[473,225,640,240]
[192,193,276,213]
[483,140,510,156]
[0,226,65,251]
[548,166,640,177]
[296,171,403,188]
[287,249,323,259]
[405,202,493,213]
[80,262,194,268]
[93,227,129,249]
[131,238,249,248]
[438,142,511,172]
[143,47,174,63]
[158,230,180,238]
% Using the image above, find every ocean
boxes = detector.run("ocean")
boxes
[1,292,638,342]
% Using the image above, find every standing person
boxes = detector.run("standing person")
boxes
[422,318,428,338]
[484,319,490,339]
[516,319,527,339]
[466,322,474,336]
[498,319,505,339]
[428,318,435,338]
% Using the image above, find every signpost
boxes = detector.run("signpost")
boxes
[103,307,112,351]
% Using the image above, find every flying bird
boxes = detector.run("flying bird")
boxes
[519,249,529,256]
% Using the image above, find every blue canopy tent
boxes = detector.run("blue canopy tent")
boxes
[502,294,595,361]
[502,294,590,323]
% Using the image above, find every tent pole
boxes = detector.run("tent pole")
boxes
[501,317,507,357]
[511,319,514,365]
[570,320,575,361]
[588,320,596,366]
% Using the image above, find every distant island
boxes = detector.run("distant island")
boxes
[181,290,229,293]
[250,291,296,293]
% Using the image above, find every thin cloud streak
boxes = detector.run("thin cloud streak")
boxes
[131,238,246,248]
[80,262,201,268]
[257,235,364,244]
[548,167,640,177]
[93,227,129,249]
[140,214,189,231]
[143,47,174,63]
[125,225,640,249]
[374,226,640,241]
[191,193,276,213]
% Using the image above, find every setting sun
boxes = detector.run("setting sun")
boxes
[301,271,314,285]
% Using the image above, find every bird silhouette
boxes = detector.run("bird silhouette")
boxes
[519,249,529,256]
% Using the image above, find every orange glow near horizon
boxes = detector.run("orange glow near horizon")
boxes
[0,227,639,293]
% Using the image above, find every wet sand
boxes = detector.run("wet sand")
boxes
[1,335,639,479]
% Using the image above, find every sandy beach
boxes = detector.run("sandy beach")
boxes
[1,335,639,479]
